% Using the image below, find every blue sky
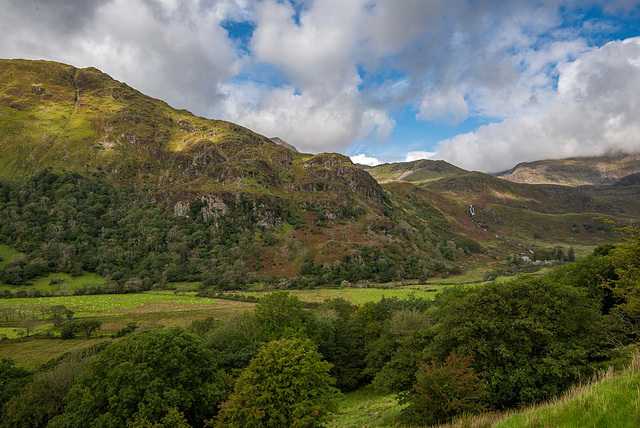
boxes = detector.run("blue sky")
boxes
[2,0,640,171]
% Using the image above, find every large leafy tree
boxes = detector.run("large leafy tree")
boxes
[427,277,607,409]
[50,328,225,427]
[216,338,339,427]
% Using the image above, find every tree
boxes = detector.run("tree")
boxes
[128,408,191,428]
[50,328,226,427]
[606,225,640,335]
[426,278,607,409]
[77,320,102,338]
[49,305,74,326]
[60,322,79,340]
[3,353,93,427]
[17,316,40,338]
[399,353,487,425]
[253,292,308,341]
[216,338,340,427]
[0,359,32,419]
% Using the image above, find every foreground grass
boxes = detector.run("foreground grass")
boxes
[330,386,406,428]
[445,353,640,428]
[496,369,640,427]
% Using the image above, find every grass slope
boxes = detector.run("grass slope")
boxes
[444,354,640,428]
[495,368,640,427]
[330,386,405,428]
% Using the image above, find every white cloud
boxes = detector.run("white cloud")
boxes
[350,154,380,166]
[0,0,637,164]
[405,151,437,162]
[215,83,395,153]
[418,89,469,125]
[435,37,640,172]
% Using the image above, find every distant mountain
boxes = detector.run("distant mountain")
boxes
[368,159,467,183]
[367,157,640,247]
[270,137,298,152]
[496,153,640,186]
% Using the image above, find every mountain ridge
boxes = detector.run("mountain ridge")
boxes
[495,152,640,186]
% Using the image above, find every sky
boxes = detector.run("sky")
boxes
[1,0,640,172]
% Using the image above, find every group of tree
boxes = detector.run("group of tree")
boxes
[0,170,459,294]
[1,227,640,426]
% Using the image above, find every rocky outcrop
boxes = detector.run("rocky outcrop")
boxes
[270,137,299,152]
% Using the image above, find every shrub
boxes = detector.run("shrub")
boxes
[399,352,487,425]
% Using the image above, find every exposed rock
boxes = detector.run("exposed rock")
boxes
[174,201,189,217]
[270,137,299,152]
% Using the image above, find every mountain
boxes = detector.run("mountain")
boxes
[367,158,640,247]
[0,59,470,287]
[496,153,640,186]
[367,159,467,183]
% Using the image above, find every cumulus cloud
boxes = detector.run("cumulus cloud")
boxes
[434,37,640,172]
[0,0,638,162]
[418,89,469,125]
[405,151,437,162]
[350,154,380,166]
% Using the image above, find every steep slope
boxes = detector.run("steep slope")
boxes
[0,59,471,288]
[496,153,640,186]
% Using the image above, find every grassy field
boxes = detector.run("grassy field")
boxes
[0,293,255,368]
[0,272,108,295]
[330,386,405,428]
[227,286,449,304]
[0,286,459,369]
[0,337,111,369]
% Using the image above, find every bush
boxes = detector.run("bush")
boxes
[59,323,78,340]
[399,353,487,425]
[114,322,138,338]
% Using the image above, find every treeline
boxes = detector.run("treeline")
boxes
[0,170,458,293]
[1,228,640,426]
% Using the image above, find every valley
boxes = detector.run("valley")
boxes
[1,58,640,427]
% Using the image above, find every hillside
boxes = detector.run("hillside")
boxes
[496,153,640,186]
[367,158,639,247]
[367,159,467,183]
[0,59,470,287]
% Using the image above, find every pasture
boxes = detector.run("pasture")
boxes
[0,285,453,368]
